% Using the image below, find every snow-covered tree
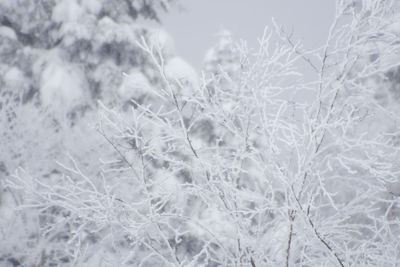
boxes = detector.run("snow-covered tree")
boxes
[0,0,191,265]
[2,0,400,266]
[203,29,241,76]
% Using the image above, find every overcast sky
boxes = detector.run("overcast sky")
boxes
[162,1,335,70]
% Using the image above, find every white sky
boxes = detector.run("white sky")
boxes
[162,1,335,70]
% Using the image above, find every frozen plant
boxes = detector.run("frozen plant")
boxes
[7,0,400,266]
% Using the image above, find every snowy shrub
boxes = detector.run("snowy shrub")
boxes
[2,0,400,266]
